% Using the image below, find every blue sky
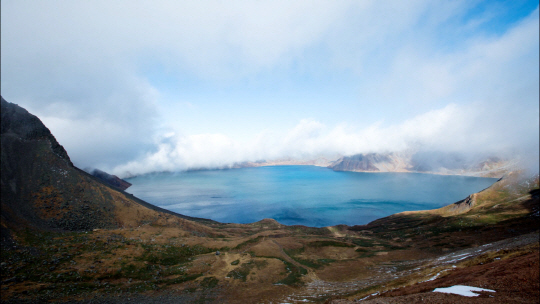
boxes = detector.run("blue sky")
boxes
[1,0,538,176]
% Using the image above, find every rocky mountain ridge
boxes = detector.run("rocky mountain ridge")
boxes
[328,151,514,178]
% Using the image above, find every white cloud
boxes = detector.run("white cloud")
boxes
[112,101,538,177]
[1,0,355,79]
[1,1,537,175]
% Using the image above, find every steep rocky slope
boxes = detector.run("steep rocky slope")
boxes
[1,97,214,236]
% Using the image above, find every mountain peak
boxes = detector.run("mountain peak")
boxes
[1,97,72,166]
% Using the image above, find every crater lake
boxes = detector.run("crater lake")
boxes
[125,166,498,227]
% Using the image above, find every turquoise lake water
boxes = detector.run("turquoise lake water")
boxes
[125,166,498,227]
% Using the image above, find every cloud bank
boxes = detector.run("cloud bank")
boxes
[1,1,538,176]
[112,102,538,177]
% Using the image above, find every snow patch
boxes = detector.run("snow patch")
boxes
[433,285,495,297]
[426,272,443,282]
[358,292,379,301]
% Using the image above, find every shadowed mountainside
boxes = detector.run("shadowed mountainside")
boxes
[88,168,132,191]
[1,97,215,236]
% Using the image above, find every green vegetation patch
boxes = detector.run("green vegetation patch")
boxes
[283,246,336,269]
[283,247,304,256]
[351,239,377,247]
[317,258,336,265]
[354,247,377,258]
[233,236,264,250]
[293,257,324,269]
[125,282,156,293]
[2,229,213,301]
[137,243,214,266]
[286,226,331,236]
[200,276,219,289]
[227,262,255,281]
[1,230,111,285]
[275,260,307,286]
[352,238,403,251]
[308,240,354,248]
[253,259,268,270]
[159,273,202,285]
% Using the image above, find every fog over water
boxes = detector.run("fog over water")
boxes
[126,166,498,227]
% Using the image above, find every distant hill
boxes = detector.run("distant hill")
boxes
[329,153,392,172]
[88,168,132,190]
[215,152,512,178]
[233,157,335,169]
[328,151,513,177]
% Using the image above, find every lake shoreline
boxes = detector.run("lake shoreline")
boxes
[126,166,499,228]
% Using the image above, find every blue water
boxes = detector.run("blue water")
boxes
[125,166,497,227]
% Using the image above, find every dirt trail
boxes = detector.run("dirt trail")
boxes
[270,240,320,282]
[270,240,304,269]
[327,226,345,237]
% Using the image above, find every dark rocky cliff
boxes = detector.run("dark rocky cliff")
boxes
[1,97,211,236]
[1,97,72,167]
[1,97,118,231]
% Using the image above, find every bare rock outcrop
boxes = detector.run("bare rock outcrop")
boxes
[444,193,477,215]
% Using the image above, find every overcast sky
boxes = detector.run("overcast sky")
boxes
[2,0,538,177]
